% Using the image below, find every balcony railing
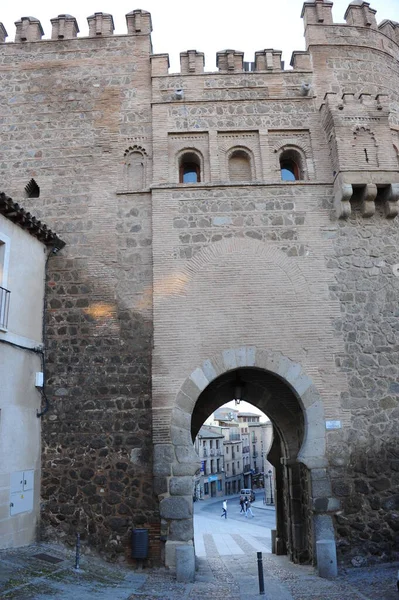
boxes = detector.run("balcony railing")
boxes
[0,286,10,329]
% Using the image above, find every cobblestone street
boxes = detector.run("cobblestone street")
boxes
[1,541,399,600]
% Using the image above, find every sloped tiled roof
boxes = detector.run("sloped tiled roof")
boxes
[0,192,65,250]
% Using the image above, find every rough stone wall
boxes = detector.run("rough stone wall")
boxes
[0,31,158,559]
[302,5,399,562]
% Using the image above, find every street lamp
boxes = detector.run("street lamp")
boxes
[268,469,274,505]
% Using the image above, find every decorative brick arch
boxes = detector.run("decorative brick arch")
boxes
[154,346,336,568]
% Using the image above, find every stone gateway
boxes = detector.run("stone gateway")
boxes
[1,1,399,571]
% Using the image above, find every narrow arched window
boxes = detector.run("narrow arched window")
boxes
[179,152,201,183]
[279,150,303,181]
[125,150,145,190]
[228,150,252,182]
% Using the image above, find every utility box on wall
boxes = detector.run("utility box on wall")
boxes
[10,470,34,516]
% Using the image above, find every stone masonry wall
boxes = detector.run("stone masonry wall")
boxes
[0,31,159,560]
[303,9,399,562]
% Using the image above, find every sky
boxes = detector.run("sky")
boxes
[1,1,398,72]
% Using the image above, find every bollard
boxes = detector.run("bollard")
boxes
[257,551,265,595]
[176,545,195,583]
[316,539,337,579]
[271,529,277,554]
[74,532,80,570]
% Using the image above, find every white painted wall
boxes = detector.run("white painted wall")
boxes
[0,215,46,549]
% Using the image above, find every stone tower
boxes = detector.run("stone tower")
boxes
[0,0,399,570]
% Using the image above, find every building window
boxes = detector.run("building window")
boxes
[203,461,207,475]
[226,446,229,454]
[280,149,303,181]
[217,459,220,471]
[216,440,219,449]
[0,235,10,331]
[210,440,213,449]
[228,149,252,182]
[179,151,201,183]
[204,483,209,495]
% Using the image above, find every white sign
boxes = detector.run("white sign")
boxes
[325,420,342,430]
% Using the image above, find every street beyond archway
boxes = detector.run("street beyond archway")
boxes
[194,496,276,558]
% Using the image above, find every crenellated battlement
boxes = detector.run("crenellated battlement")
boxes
[0,3,398,69]
[0,9,152,43]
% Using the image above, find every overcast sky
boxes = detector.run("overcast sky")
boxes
[1,1,398,71]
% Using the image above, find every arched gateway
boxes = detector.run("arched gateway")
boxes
[153,347,337,569]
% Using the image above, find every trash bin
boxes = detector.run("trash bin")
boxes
[131,528,149,559]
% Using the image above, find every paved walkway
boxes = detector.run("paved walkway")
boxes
[193,497,274,557]
[1,541,399,599]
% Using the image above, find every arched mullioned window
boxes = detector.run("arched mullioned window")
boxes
[179,151,201,183]
[279,148,304,181]
[228,149,252,182]
[123,145,147,191]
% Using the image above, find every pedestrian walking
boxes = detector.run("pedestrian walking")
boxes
[221,499,227,519]
[245,498,254,518]
[239,494,245,514]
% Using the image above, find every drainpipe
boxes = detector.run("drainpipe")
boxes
[37,246,61,418]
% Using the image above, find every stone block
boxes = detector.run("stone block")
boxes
[170,426,192,446]
[316,540,338,579]
[314,514,335,541]
[172,462,200,476]
[201,359,217,382]
[170,476,194,496]
[189,368,209,392]
[169,518,193,541]
[176,544,195,582]
[175,445,199,464]
[175,390,196,414]
[312,478,332,498]
[223,348,237,370]
[171,408,191,430]
[160,496,192,520]
[153,444,175,476]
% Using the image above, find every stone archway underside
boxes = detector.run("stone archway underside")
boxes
[153,347,338,568]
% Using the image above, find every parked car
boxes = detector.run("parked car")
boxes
[240,488,255,502]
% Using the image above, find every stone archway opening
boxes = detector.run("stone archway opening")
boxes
[191,367,309,564]
[156,348,336,572]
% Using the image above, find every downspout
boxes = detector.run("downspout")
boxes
[37,246,61,418]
